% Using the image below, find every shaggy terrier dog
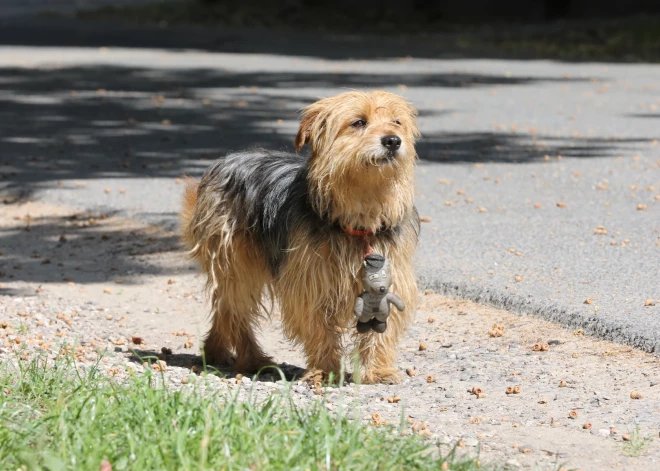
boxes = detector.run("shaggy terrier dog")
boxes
[181,90,420,384]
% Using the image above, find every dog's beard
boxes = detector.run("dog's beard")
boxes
[360,142,408,168]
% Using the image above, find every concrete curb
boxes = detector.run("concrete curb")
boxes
[418,276,660,354]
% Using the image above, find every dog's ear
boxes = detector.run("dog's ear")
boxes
[295,105,321,153]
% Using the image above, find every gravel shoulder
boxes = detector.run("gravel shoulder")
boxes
[1,200,659,471]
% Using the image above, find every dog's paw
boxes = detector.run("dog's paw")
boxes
[362,368,402,385]
[302,368,343,386]
[203,348,236,368]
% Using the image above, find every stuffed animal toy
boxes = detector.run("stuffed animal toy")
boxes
[354,254,405,333]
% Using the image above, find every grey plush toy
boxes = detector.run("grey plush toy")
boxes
[354,254,405,333]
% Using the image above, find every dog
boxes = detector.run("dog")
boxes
[180,90,420,384]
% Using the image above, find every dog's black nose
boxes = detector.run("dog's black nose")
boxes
[380,286,386,293]
[381,135,401,151]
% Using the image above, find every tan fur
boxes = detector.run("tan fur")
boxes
[182,90,419,382]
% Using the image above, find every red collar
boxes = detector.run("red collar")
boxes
[343,227,374,237]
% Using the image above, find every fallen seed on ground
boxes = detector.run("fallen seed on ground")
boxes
[419,216,432,222]
[470,417,481,424]
[405,367,416,377]
[637,204,648,210]
[387,396,401,403]
[161,347,172,356]
[556,202,567,208]
[583,422,592,430]
[506,386,514,395]
[426,375,435,383]
[131,336,143,345]
[559,380,567,387]
[630,391,643,399]
[622,434,631,441]
[476,392,486,399]
[645,298,655,306]
[513,386,521,394]
[371,413,381,422]
[568,410,578,419]
[538,398,548,404]
[540,343,549,351]
[427,316,435,323]
[533,343,542,351]
[471,386,483,395]
[419,343,427,351]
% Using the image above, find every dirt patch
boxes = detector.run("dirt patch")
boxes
[1,200,659,470]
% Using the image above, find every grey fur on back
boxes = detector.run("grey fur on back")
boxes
[197,148,419,276]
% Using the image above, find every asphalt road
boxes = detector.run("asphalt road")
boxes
[1,17,658,351]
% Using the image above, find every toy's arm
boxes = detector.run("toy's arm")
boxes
[354,296,364,317]
[386,293,405,312]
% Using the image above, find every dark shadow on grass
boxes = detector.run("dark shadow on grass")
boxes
[2,14,660,63]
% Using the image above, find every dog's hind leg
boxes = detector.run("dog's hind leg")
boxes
[204,236,274,374]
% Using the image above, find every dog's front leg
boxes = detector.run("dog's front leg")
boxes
[300,317,344,383]
[280,304,343,383]
[357,314,404,385]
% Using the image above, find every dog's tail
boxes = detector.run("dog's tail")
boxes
[180,176,200,249]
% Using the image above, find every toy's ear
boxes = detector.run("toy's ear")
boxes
[295,104,322,153]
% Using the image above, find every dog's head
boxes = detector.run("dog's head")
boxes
[295,91,419,231]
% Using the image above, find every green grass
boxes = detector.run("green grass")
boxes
[622,426,653,457]
[0,353,482,471]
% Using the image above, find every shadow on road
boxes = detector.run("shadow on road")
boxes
[2,62,638,202]
[0,208,185,293]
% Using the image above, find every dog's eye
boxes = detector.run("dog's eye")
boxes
[352,119,367,128]
[393,119,401,125]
